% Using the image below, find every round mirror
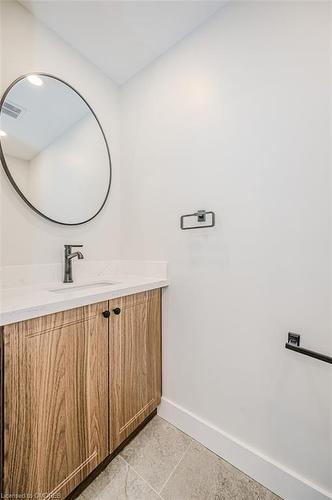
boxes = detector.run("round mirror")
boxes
[0,74,111,225]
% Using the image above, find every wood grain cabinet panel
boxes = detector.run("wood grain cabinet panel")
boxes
[109,289,161,451]
[3,302,109,499]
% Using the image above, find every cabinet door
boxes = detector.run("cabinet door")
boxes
[109,289,161,451]
[3,302,109,499]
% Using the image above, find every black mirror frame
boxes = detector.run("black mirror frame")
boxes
[0,73,112,226]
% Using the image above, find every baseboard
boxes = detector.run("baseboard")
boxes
[158,397,332,500]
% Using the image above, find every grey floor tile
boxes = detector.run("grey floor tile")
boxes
[120,416,192,493]
[160,440,281,500]
[80,455,160,500]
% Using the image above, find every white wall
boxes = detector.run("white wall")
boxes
[0,1,120,265]
[119,1,331,498]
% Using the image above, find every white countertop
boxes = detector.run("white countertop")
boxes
[0,275,168,326]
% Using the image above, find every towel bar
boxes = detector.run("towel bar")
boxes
[285,333,332,365]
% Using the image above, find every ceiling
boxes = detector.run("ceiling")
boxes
[20,1,226,85]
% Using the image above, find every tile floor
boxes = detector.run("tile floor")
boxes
[79,416,281,500]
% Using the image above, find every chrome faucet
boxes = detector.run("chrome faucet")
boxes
[64,245,84,283]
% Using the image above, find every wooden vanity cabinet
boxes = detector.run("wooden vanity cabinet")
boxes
[1,289,162,498]
[109,289,161,450]
[2,301,109,498]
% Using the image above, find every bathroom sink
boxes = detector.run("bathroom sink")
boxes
[49,281,118,293]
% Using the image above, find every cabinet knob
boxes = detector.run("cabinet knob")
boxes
[113,307,121,315]
[102,310,111,318]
